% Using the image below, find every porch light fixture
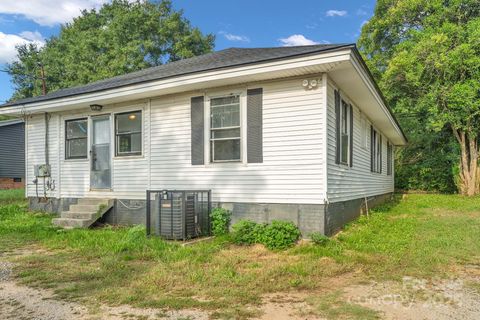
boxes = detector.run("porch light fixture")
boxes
[90,104,103,112]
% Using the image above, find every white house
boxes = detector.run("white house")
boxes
[0,44,407,235]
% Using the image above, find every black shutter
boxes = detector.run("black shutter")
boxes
[191,96,204,165]
[335,90,340,164]
[349,104,353,167]
[247,88,263,163]
[370,125,374,172]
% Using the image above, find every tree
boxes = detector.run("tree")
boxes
[359,0,480,195]
[7,43,44,100]
[7,0,214,100]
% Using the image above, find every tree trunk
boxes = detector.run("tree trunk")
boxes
[452,126,480,196]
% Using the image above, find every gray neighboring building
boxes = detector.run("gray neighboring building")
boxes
[0,119,25,189]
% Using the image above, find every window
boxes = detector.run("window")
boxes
[371,127,382,173]
[115,111,142,156]
[339,100,351,165]
[65,118,88,159]
[360,114,367,149]
[210,95,241,162]
[387,141,393,175]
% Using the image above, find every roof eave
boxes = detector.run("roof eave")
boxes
[350,47,408,145]
[0,47,354,115]
[0,44,356,109]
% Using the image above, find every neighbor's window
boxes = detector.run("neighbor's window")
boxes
[65,118,88,159]
[210,95,241,162]
[371,128,382,173]
[115,111,142,156]
[387,141,393,175]
[339,100,351,165]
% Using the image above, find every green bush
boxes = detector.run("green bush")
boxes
[309,232,330,246]
[257,220,301,250]
[231,220,265,245]
[210,207,231,236]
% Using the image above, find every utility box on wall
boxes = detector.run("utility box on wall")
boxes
[34,164,51,177]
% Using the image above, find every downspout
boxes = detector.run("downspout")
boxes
[43,112,49,199]
[45,112,49,166]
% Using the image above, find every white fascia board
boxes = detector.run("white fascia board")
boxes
[349,52,407,145]
[1,49,352,115]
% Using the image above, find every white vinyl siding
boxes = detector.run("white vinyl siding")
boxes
[326,77,394,203]
[26,76,326,204]
[149,78,326,204]
[25,114,60,198]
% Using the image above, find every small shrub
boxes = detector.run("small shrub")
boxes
[231,220,265,245]
[257,220,301,250]
[309,232,330,246]
[210,207,231,236]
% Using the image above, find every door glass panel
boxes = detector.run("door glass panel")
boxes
[91,116,111,189]
[93,118,110,144]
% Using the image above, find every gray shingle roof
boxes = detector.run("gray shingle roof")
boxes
[1,44,353,108]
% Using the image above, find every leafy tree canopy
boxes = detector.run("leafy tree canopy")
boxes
[359,0,480,194]
[7,0,215,101]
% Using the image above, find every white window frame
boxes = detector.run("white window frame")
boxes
[339,99,351,166]
[65,118,88,160]
[360,113,368,150]
[387,141,393,175]
[114,110,143,157]
[371,128,382,173]
[205,90,246,164]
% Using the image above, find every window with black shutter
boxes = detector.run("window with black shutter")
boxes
[193,88,263,165]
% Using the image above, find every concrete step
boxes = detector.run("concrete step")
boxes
[69,204,102,213]
[53,198,113,229]
[77,198,109,206]
[52,218,92,228]
[61,211,99,220]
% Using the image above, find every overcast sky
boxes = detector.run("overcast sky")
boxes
[0,0,375,102]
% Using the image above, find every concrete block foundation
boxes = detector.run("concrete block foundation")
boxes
[28,193,393,236]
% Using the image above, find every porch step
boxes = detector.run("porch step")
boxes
[69,204,103,213]
[52,199,113,229]
[61,211,101,220]
[52,218,92,228]
[77,198,109,206]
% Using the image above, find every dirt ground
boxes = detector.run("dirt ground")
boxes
[343,275,480,320]
[1,253,480,320]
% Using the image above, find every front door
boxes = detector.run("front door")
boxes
[90,115,111,189]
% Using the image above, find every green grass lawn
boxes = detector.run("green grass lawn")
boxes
[1,190,479,319]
